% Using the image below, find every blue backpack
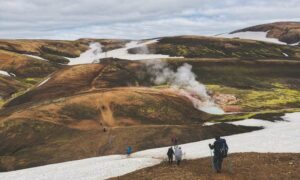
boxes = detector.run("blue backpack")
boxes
[127,146,132,155]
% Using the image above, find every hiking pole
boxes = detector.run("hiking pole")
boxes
[210,149,215,172]
[227,154,234,174]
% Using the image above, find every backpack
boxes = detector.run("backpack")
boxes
[219,140,228,158]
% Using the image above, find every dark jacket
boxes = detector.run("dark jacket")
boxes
[209,138,228,157]
[167,147,174,157]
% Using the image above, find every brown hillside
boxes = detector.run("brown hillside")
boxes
[0,100,259,171]
[114,153,300,180]
[0,39,128,64]
[3,87,210,128]
[0,49,60,77]
[0,76,27,100]
[3,59,151,108]
[0,85,261,171]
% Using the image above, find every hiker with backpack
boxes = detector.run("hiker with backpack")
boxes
[209,136,228,173]
[174,146,183,165]
[167,147,174,164]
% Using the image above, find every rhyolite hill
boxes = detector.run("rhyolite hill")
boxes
[0,22,300,171]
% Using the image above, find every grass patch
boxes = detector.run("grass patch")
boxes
[210,108,300,122]
[207,83,300,111]
[150,36,300,59]
[60,103,99,120]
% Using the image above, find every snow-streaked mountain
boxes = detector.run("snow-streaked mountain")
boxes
[220,22,300,45]
[218,31,286,45]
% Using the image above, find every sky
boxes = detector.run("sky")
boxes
[0,0,300,40]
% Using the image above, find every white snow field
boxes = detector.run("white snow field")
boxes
[0,112,299,180]
[0,70,11,76]
[219,31,286,45]
[67,39,182,65]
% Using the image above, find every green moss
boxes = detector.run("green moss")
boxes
[0,99,5,108]
[24,78,40,84]
[207,83,300,112]
[111,93,201,125]
[151,37,300,59]
[40,53,69,64]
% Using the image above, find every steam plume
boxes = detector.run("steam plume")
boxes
[146,59,224,114]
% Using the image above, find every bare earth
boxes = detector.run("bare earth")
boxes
[112,153,300,180]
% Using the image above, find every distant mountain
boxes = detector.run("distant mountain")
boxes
[225,22,300,45]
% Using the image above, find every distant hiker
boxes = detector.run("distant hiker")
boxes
[126,146,132,157]
[174,146,183,165]
[171,136,178,146]
[174,138,178,145]
[209,136,228,173]
[167,147,174,164]
[103,127,107,132]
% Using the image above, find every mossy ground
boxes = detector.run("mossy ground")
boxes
[144,36,300,59]
[207,83,300,111]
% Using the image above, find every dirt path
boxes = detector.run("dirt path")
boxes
[112,153,300,180]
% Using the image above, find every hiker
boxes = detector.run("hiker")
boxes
[174,146,183,165]
[167,147,174,164]
[209,136,228,173]
[171,136,178,146]
[174,137,178,146]
[126,146,132,157]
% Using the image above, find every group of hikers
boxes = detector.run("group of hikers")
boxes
[126,136,228,173]
[167,136,228,173]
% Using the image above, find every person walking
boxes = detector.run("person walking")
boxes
[167,147,174,164]
[209,136,228,173]
[171,136,178,146]
[126,146,132,157]
[174,146,183,165]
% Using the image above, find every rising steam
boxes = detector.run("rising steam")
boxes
[146,59,224,114]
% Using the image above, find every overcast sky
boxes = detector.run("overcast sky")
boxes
[1,0,300,40]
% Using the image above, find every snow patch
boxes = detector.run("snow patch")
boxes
[67,39,182,65]
[219,31,286,45]
[1,112,299,180]
[0,70,11,76]
[67,43,103,65]
[282,52,289,57]
[290,41,300,46]
[95,39,182,61]
[37,77,51,87]
[24,54,47,61]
